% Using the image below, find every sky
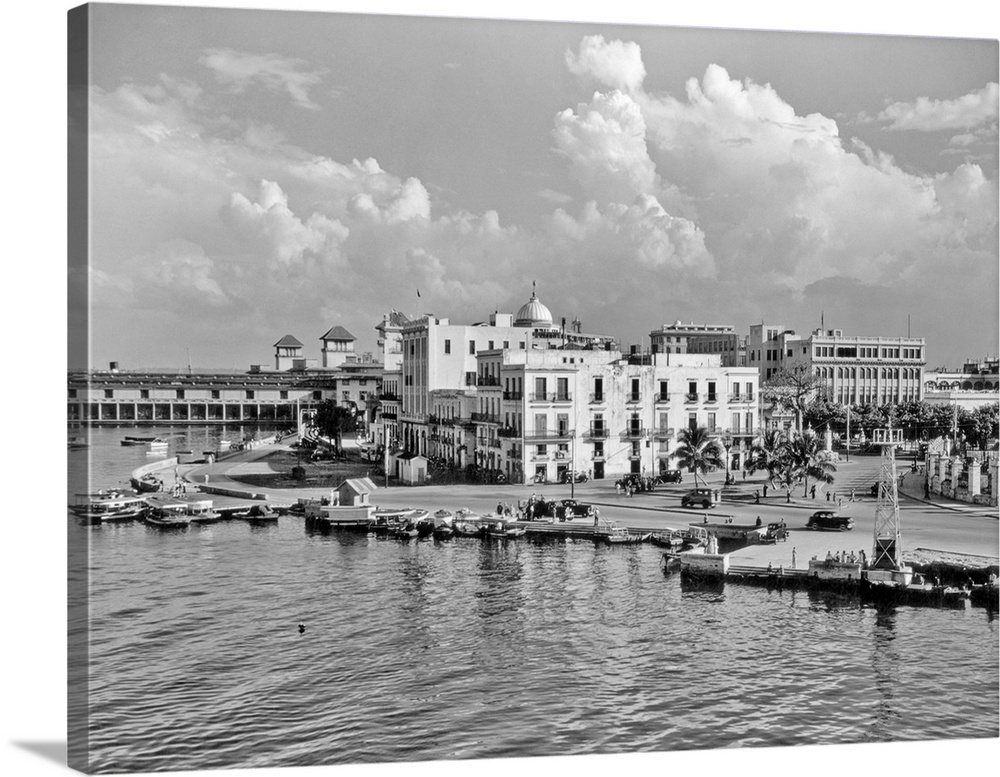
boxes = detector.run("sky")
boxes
[74,2,999,372]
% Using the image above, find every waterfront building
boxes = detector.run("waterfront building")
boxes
[474,349,759,482]
[923,358,999,411]
[273,334,305,371]
[397,288,615,458]
[650,321,747,367]
[749,324,926,404]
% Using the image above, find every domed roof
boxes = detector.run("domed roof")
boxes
[515,289,553,327]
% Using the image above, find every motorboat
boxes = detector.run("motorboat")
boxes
[71,491,148,524]
[187,499,224,524]
[144,495,191,528]
[130,474,163,493]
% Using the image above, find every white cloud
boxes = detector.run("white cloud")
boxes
[565,36,645,93]
[141,239,228,306]
[553,90,659,204]
[876,82,999,131]
[199,48,326,110]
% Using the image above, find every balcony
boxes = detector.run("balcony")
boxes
[497,426,521,438]
[426,414,441,425]
[583,426,609,439]
[654,393,669,404]
[477,376,501,388]
[651,427,675,439]
[529,392,551,403]
[552,393,572,404]
[379,392,400,401]
[471,412,501,424]
[620,426,647,439]
[625,394,642,404]
[523,429,573,442]
[503,391,523,401]
[589,392,606,404]
[705,393,718,403]
[684,392,699,402]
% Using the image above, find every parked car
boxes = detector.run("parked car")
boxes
[559,470,589,484]
[658,469,683,483]
[806,511,854,531]
[559,499,595,518]
[761,521,789,544]
[681,488,719,509]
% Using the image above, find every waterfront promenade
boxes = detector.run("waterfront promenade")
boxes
[173,440,998,573]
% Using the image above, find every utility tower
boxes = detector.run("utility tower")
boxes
[870,427,904,570]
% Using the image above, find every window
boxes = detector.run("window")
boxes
[279,390,288,400]
[594,377,603,400]
[140,389,150,399]
[410,343,415,356]
[594,441,604,457]
[68,389,78,399]
[707,412,716,431]
[707,381,716,401]
[688,381,697,395]
[176,389,185,399]
[537,444,547,456]
[313,391,322,400]
[444,339,451,354]
[211,390,220,399]
[631,441,641,457]
[469,340,476,355]
[488,340,494,350]
[658,380,668,400]
[688,412,697,430]
[503,341,509,349]
[465,372,476,386]
[630,378,640,401]
[246,390,255,400]
[557,377,569,400]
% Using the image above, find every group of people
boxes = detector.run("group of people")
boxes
[825,549,866,566]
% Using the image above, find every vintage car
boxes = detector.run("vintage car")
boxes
[658,469,683,483]
[558,499,595,519]
[680,488,720,509]
[806,511,854,531]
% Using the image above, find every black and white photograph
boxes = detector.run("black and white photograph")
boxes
[6,2,1000,776]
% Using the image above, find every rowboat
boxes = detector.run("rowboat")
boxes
[598,525,651,545]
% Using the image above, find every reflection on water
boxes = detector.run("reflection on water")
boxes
[71,425,1000,773]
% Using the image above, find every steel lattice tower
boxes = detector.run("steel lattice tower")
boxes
[871,428,903,570]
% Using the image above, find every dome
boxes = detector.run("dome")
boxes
[515,290,554,327]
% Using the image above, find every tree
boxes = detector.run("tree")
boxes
[761,364,823,434]
[785,431,837,497]
[674,426,724,487]
[312,400,357,455]
[961,403,999,453]
[745,428,788,486]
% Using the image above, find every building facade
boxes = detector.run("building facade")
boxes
[749,325,926,404]
[923,358,999,411]
[650,321,746,366]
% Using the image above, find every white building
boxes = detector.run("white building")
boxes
[923,358,999,411]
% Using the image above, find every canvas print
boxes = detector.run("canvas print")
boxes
[67,2,999,774]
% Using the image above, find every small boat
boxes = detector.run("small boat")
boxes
[187,499,224,524]
[452,519,483,537]
[247,505,279,524]
[130,474,163,493]
[71,491,148,524]
[144,495,191,528]
[148,438,169,448]
[483,519,525,539]
[121,435,158,446]
[599,525,651,545]
[393,521,420,540]
[432,524,454,540]
[68,437,89,450]
[650,530,684,549]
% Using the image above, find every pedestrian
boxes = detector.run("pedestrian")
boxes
[204,474,209,485]
[755,516,762,527]
[810,485,816,499]
[763,483,768,498]
[742,469,746,481]
[851,488,856,501]
[786,491,791,503]
[615,482,622,498]
[792,547,797,567]
[754,490,760,504]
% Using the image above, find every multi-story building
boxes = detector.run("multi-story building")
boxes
[397,289,615,456]
[923,358,999,411]
[748,325,926,405]
[650,321,747,366]
[69,330,384,427]
[472,349,759,483]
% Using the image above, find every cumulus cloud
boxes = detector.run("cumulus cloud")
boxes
[553,90,660,204]
[200,48,326,110]
[875,82,998,131]
[141,239,228,306]
[565,35,645,93]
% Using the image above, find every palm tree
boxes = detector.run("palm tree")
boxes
[745,428,787,486]
[674,426,724,487]
[786,431,837,497]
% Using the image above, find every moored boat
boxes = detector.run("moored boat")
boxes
[71,491,148,524]
[187,499,224,524]
[247,505,279,524]
[68,437,89,450]
[130,474,163,493]
[144,495,191,528]
[598,524,651,545]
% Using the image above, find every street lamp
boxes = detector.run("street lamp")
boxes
[720,429,733,485]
